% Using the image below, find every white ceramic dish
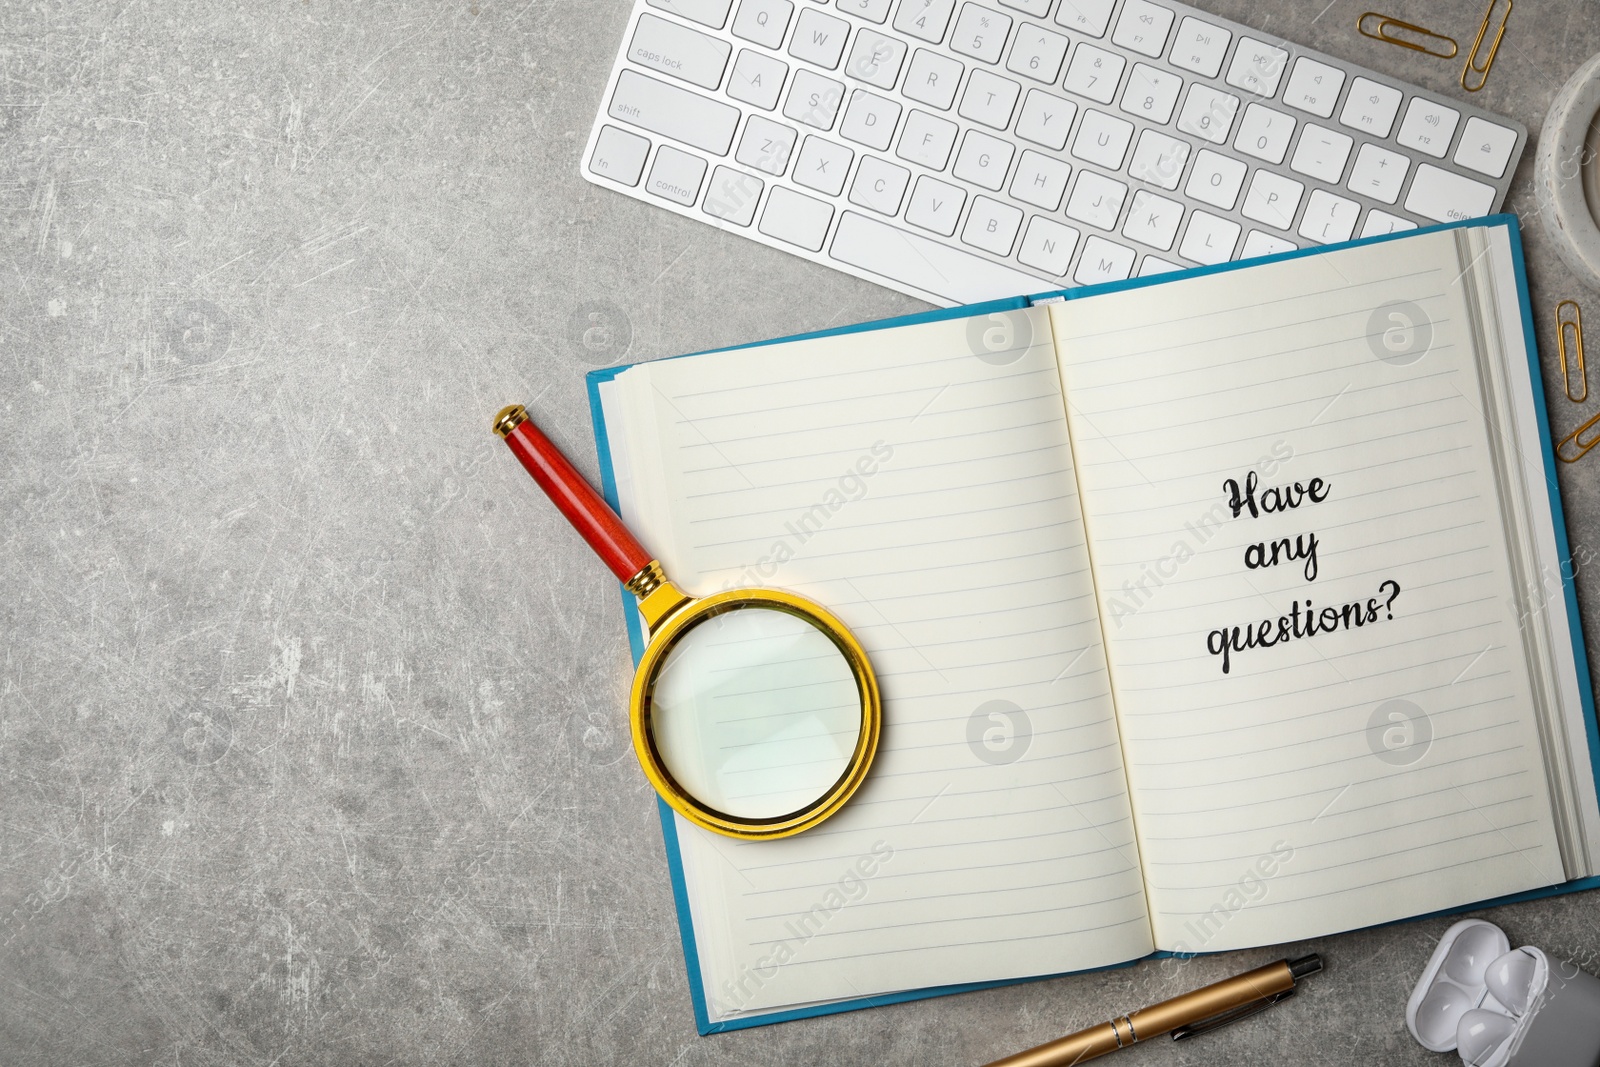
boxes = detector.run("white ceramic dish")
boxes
[1535,50,1600,295]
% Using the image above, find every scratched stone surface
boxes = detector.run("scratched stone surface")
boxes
[2,1,1600,1064]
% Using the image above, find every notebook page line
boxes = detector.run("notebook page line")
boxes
[1137,749,1531,819]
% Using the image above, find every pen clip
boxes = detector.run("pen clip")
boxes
[1171,989,1295,1041]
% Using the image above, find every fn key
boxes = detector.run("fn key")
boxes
[589,126,651,187]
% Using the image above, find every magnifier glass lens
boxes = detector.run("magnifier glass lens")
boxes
[646,606,864,821]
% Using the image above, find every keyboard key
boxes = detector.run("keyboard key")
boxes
[1226,37,1288,98]
[1404,163,1496,223]
[1177,83,1239,144]
[732,0,793,49]
[1128,129,1190,190]
[630,14,732,90]
[759,185,834,249]
[1338,77,1403,138]
[728,49,789,110]
[1184,148,1246,210]
[737,115,799,174]
[1234,102,1295,164]
[1454,117,1518,179]
[1346,142,1408,204]
[1062,44,1125,105]
[1120,63,1182,124]
[1169,16,1230,78]
[1179,210,1239,264]
[1241,230,1296,258]
[1018,216,1081,275]
[1071,109,1134,169]
[1009,149,1072,209]
[646,144,709,204]
[954,129,1015,189]
[894,0,957,43]
[999,0,1050,14]
[1360,209,1417,238]
[1054,0,1115,37]
[1289,124,1352,184]
[1297,188,1359,243]
[836,0,892,22]
[962,195,1024,254]
[1112,0,1174,59]
[648,0,734,29]
[784,69,846,129]
[840,89,902,150]
[849,155,911,213]
[950,4,1013,64]
[1016,90,1078,151]
[1240,169,1303,229]
[1006,23,1070,84]
[1396,97,1460,159]
[789,8,852,68]
[794,135,854,194]
[898,109,960,169]
[1281,57,1344,118]
[1122,189,1184,251]
[830,211,1052,301]
[589,125,651,186]
[703,166,764,224]
[845,29,908,88]
[1075,235,1136,283]
[610,70,741,155]
[1138,255,1182,275]
[960,68,1022,128]
[904,48,965,109]
[1065,170,1128,229]
[906,174,967,234]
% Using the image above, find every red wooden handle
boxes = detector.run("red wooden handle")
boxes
[497,408,652,582]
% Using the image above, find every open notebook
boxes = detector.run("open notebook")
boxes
[586,216,1600,1033]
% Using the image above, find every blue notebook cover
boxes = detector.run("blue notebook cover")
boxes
[584,214,1600,1035]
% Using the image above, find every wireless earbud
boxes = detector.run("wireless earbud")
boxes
[1456,1008,1516,1067]
[1484,949,1538,1016]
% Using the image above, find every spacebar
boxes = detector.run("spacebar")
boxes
[828,211,1053,305]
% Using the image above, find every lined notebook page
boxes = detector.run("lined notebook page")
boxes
[601,309,1150,1019]
[1048,230,1563,952]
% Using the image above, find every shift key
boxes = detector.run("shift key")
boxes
[628,13,731,90]
[609,69,741,156]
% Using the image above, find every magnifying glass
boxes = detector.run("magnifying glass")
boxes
[493,404,882,840]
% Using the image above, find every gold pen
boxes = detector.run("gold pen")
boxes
[981,954,1324,1067]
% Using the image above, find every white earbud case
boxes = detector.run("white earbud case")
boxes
[1407,919,1600,1067]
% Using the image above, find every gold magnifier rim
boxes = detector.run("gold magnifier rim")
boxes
[629,587,882,841]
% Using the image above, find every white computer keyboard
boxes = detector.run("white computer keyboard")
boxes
[581,0,1527,307]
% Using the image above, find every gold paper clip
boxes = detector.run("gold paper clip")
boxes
[1461,0,1511,92]
[1356,13,1459,59]
[1559,300,1587,403]
[1557,410,1600,464]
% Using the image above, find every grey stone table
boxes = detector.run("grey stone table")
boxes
[3,2,1598,1064]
